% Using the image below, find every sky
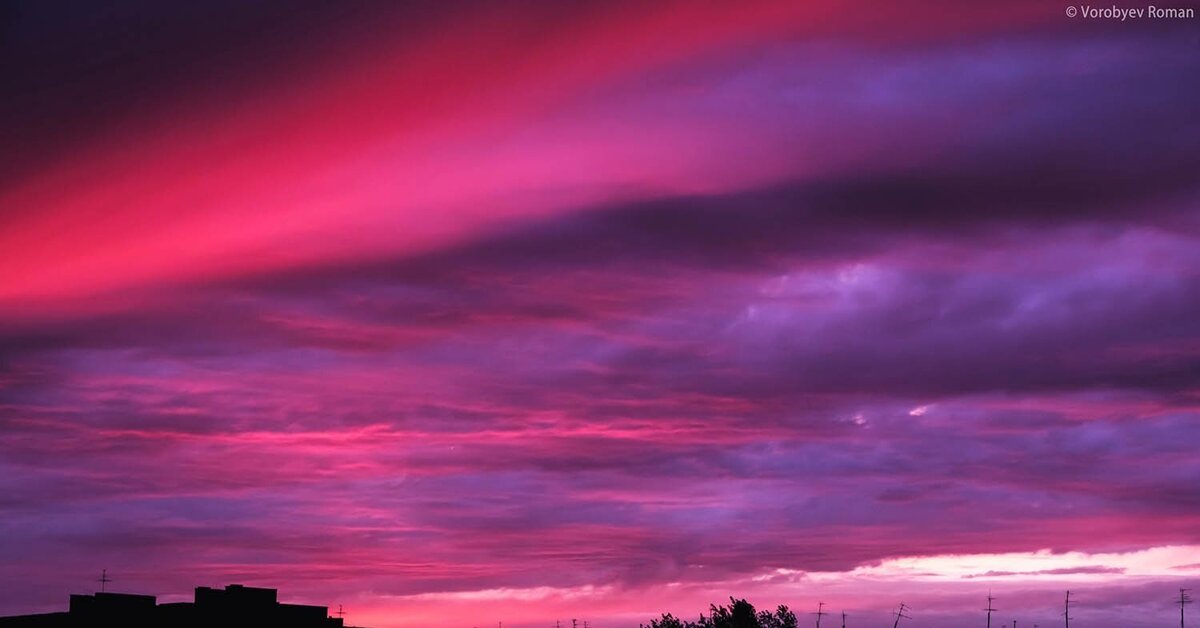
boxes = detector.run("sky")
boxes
[1,1,1199,626]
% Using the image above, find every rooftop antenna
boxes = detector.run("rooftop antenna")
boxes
[97,569,112,593]
[1179,588,1193,628]
[841,610,848,628]
[984,592,997,628]
[812,602,828,628]
[1063,591,1074,628]
[892,603,911,628]
[336,604,345,618]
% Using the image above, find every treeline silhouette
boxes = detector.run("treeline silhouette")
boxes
[641,597,799,628]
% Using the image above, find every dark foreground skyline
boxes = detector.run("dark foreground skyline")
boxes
[0,583,363,628]
[2,1,1199,626]
[1,582,1195,628]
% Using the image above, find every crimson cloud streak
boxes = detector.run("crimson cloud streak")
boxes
[2,2,1200,627]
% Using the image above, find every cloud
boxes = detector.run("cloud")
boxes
[2,4,1200,627]
[966,566,1127,578]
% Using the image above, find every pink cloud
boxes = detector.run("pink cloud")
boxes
[3,2,1200,626]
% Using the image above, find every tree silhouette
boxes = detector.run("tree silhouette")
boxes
[643,613,690,628]
[704,597,759,628]
[640,598,797,628]
[758,605,798,628]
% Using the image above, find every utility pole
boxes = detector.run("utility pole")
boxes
[1063,591,1074,628]
[1179,589,1193,628]
[812,602,828,628]
[892,603,911,628]
[97,570,111,593]
[984,592,996,628]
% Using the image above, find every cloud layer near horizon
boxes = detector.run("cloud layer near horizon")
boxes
[2,2,1199,627]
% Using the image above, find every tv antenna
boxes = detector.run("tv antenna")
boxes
[841,610,848,628]
[1063,591,1075,628]
[97,569,112,593]
[1178,588,1193,628]
[984,592,996,628]
[812,602,828,628]
[892,603,911,628]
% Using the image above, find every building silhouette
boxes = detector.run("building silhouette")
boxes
[0,583,364,628]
